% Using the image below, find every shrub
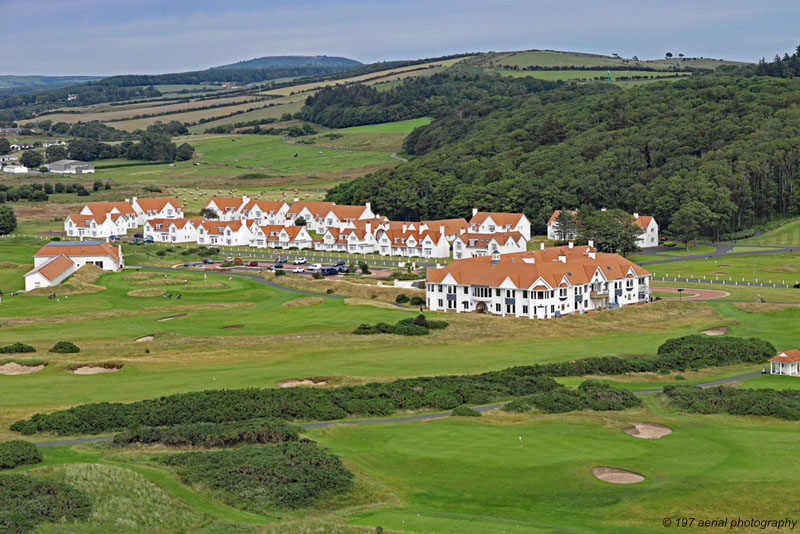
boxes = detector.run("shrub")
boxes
[49,341,80,354]
[144,185,162,193]
[312,272,324,279]
[0,475,91,531]
[353,324,379,335]
[451,406,482,417]
[161,441,353,510]
[392,323,429,336]
[375,322,394,333]
[155,250,166,256]
[113,418,298,448]
[326,288,334,294]
[0,342,36,354]
[409,296,424,306]
[0,439,42,469]
[275,269,286,276]
[674,375,686,380]
[395,293,409,304]
[664,385,800,421]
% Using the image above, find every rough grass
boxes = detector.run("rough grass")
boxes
[269,274,423,303]
[27,264,107,296]
[282,297,324,308]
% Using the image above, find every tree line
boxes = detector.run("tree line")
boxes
[326,73,800,237]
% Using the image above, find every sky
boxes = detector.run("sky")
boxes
[1,0,799,76]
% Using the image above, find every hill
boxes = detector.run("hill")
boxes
[212,55,362,70]
[0,75,104,96]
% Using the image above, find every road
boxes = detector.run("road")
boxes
[33,371,764,447]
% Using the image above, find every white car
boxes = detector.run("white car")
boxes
[308,263,322,271]
[293,257,307,265]
[292,267,305,273]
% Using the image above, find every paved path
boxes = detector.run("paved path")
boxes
[390,152,408,163]
[32,372,764,447]
[651,286,730,300]
[640,242,797,266]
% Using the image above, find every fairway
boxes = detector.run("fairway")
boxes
[647,251,800,285]
[739,218,800,246]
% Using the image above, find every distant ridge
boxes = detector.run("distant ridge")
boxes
[211,55,362,70]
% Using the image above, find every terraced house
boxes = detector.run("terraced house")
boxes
[468,209,531,240]
[144,217,204,243]
[197,220,252,246]
[376,224,450,258]
[426,243,651,319]
[64,212,126,239]
[130,196,184,224]
[249,224,312,249]
[203,196,251,221]
[452,232,527,259]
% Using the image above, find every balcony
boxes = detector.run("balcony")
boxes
[590,290,609,300]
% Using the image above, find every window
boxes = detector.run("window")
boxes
[522,290,528,298]
[438,285,443,292]
[522,305,528,314]
[472,286,491,298]
[495,288,501,297]
[506,304,514,313]
[438,299,443,308]
[559,288,567,297]
[463,286,468,294]
[506,289,513,298]
[495,303,501,312]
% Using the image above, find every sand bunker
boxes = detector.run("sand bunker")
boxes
[157,314,187,322]
[701,326,730,336]
[222,324,244,329]
[0,362,45,375]
[280,378,328,388]
[592,466,645,484]
[624,422,673,440]
[713,272,727,276]
[72,366,121,375]
[135,335,154,342]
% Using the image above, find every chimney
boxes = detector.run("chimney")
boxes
[633,212,639,219]
[242,194,250,205]
[540,242,545,250]
[472,207,478,217]
[365,201,371,212]
[124,198,129,203]
[568,241,574,249]
[588,251,596,260]
[366,222,371,234]
[440,224,446,238]
[294,197,299,203]
[558,253,566,263]
[402,223,407,233]
[588,239,594,248]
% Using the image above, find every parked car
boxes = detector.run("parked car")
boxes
[133,233,143,238]
[334,259,346,267]
[108,235,120,241]
[337,264,350,273]
[202,258,215,264]
[294,257,307,264]
[246,261,259,267]
[183,262,194,267]
[143,237,154,243]
[233,257,242,263]
[794,283,800,289]
[309,263,322,271]
[321,266,339,276]
[225,256,233,262]
[292,267,304,273]
[273,261,284,268]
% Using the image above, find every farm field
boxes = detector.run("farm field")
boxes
[499,69,691,82]
[186,100,304,133]
[496,49,746,70]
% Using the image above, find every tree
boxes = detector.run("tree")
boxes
[20,150,43,168]
[669,201,716,251]
[665,52,673,58]
[200,207,218,219]
[579,209,642,256]
[45,145,67,163]
[678,53,685,59]
[93,180,103,191]
[175,143,195,161]
[0,205,17,235]
[294,216,307,226]
[554,210,577,241]
[0,137,10,155]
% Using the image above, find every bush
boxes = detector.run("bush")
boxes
[0,439,42,469]
[353,324,379,335]
[409,296,424,306]
[375,322,394,333]
[0,342,36,354]
[503,380,640,414]
[113,418,299,448]
[664,385,800,421]
[155,250,166,256]
[161,441,353,510]
[0,475,91,532]
[274,269,286,276]
[395,293,409,304]
[49,341,80,354]
[144,185,162,193]
[392,323,429,336]
[451,406,481,417]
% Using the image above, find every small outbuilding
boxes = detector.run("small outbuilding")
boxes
[46,159,95,174]
[769,350,800,376]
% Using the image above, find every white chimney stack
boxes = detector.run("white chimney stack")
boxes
[540,242,545,250]
[472,207,478,217]
[365,201,371,212]
[588,239,594,248]
[633,212,639,219]
[440,224,445,237]
[402,223,407,233]
[366,222,371,234]
[568,241,574,249]
[294,197,299,203]
[588,251,596,260]
[558,254,566,263]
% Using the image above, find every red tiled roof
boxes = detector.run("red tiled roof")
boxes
[422,218,469,235]
[328,204,367,220]
[635,215,654,228]
[137,197,181,212]
[34,241,120,262]
[770,350,800,363]
[242,200,288,213]
[84,201,135,216]
[26,254,74,281]
[288,201,336,218]
[547,210,578,225]
[470,212,526,227]
[455,232,524,248]
[206,197,245,212]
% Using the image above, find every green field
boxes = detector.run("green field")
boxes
[340,117,431,133]
[647,251,800,285]
[739,218,800,246]
[499,69,690,83]
[497,50,746,71]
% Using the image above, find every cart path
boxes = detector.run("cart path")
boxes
[33,372,764,446]
[650,286,730,300]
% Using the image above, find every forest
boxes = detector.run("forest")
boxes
[325,71,800,236]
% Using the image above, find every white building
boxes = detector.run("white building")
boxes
[25,241,123,291]
[285,201,336,232]
[144,217,204,243]
[452,232,527,259]
[421,219,468,242]
[0,155,19,163]
[79,201,138,232]
[240,199,290,225]
[546,209,578,240]
[376,225,450,258]
[2,164,28,174]
[64,212,126,239]
[43,140,67,148]
[45,159,95,174]
[130,196,184,223]
[197,220,252,246]
[203,196,250,221]
[321,203,375,231]
[468,209,531,240]
[249,224,312,249]
[634,213,659,248]
[316,223,380,254]
[769,350,800,376]
[426,243,651,318]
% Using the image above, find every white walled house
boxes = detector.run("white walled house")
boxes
[468,210,531,240]
[144,217,204,243]
[285,201,336,232]
[26,241,123,291]
[452,232,527,259]
[769,350,800,376]
[546,209,578,240]
[634,214,659,248]
[421,219,468,242]
[203,196,250,221]
[240,200,289,225]
[376,226,450,258]
[64,213,126,239]
[249,224,312,249]
[426,244,651,318]
[316,224,380,254]
[321,203,375,231]
[80,201,138,232]
[2,164,28,174]
[130,196,184,224]
[197,220,252,246]
[45,159,94,174]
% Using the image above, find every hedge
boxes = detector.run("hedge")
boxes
[503,380,640,413]
[161,440,353,510]
[663,385,800,420]
[0,439,42,469]
[0,474,91,533]
[451,406,482,417]
[49,341,80,354]
[11,335,775,436]
[0,342,36,354]
[113,418,299,447]
[657,335,774,367]
[354,314,448,336]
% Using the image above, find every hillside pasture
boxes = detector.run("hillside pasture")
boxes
[499,69,691,83]
[498,49,747,71]
[739,218,800,246]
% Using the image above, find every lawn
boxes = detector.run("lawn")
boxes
[647,251,800,285]
[340,117,431,134]
[658,244,716,256]
[739,218,800,247]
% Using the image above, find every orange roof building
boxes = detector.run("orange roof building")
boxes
[469,209,531,240]
[769,350,800,376]
[426,245,651,318]
[26,241,123,292]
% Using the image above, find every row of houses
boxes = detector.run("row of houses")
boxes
[546,209,659,248]
[426,243,651,319]
[65,197,183,239]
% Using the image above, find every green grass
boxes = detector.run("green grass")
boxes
[648,251,800,284]
[498,69,690,83]
[738,218,800,246]
[497,50,746,71]
[658,244,716,256]
[308,401,800,534]
[340,117,431,133]
[741,374,800,390]
[654,280,800,304]
[186,100,305,134]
